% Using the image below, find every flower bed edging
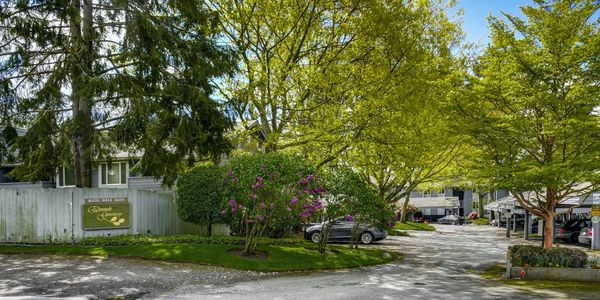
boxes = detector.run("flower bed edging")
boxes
[506,265,600,282]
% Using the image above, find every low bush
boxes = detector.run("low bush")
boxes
[80,234,310,247]
[388,230,409,237]
[472,217,490,225]
[510,245,588,268]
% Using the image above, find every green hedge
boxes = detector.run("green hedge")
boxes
[509,245,588,268]
[80,234,310,247]
[472,217,490,225]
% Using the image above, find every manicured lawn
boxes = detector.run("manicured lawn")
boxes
[388,230,410,237]
[394,222,435,231]
[470,264,600,291]
[0,243,400,272]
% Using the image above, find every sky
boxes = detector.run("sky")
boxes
[451,0,531,46]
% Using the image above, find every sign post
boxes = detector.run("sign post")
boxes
[592,193,600,250]
[82,197,131,230]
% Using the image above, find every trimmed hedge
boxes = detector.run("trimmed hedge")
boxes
[79,234,311,247]
[510,245,588,268]
[472,217,490,225]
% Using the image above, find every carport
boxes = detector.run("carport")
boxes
[484,194,534,239]
[485,191,600,250]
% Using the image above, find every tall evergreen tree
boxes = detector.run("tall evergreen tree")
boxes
[0,0,234,186]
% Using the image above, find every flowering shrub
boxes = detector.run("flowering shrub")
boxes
[223,153,325,254]
[467,211,479,220]
[399,202,418,215]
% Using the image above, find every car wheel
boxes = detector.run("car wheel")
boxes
[310,231,321,243]
[360,232,374,245]
[451,221,457,225]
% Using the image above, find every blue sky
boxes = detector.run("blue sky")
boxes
[452,0,530,46]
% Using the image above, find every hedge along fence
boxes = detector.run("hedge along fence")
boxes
[0,188,228,244]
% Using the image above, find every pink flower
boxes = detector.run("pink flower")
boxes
[269,203,275,209]
[252,183,264,189]
[256,215,264,222]
[247,219,255,224]
[260,202,266,209]
[227,170,234,177]
[256,176,264,182]
[287,207,292,212]
[228,200,237,208]
[290,196,298,205]
[345,215,353,222]
[249,194,258,199]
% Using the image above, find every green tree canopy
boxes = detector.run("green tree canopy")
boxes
[175,165,226,237]
[450,0,600,248]
[0,0,234,186]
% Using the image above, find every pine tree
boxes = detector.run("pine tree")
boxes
[0,0,235,186]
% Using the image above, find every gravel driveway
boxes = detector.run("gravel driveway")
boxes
[1,225,597,299]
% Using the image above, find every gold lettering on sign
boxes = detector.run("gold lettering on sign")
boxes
[87,205,126,226]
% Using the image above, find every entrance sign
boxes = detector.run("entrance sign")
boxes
[593,193,600,205]
[83,197,130,230]
[592,205,600,218]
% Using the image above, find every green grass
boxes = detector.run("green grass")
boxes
[471,217,490,225]
[0,243,400,272]
[470,264,600,291]
[394,221,435,231]
[388,230,410,237]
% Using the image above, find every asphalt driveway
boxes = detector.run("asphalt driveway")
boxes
[1,225,597,299]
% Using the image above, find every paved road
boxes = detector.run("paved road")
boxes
[0,225,596,299]
[157,225,595,300]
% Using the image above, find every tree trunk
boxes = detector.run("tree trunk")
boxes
[477,192,485,217]
[542,212,555,249]
[207,223,212,237]
[69,0,94,188]
[400,193,410,224]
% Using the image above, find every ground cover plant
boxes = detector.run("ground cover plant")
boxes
[0,243,400,272]
[394,222,435,231]
[472,217,490,225]
[509,245,587,268]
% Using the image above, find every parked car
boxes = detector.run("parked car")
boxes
[437,215,464,225]
[304,219,387,245]
[555,219,591,243]
[578,227,592,245]
[413,212,425,223]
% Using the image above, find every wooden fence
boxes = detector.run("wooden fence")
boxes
[0,188,228,243]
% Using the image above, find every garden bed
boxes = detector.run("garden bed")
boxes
[506,245,600,282]
[507,265,600,282]
[0,242,400,272]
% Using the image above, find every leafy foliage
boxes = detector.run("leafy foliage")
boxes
[175,165,227,236]
[223,152,322,254]
[79,234,309,247]
[449,0,600,248]
[0,1,234,186]
[510,245,588,268]
[322,166,395,249]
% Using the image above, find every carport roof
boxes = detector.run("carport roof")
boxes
[410,197,459,208]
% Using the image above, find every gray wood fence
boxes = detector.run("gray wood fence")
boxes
[0,188,228,243]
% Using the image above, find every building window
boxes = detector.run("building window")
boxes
[58,167,76,187]
[100,162,128,185]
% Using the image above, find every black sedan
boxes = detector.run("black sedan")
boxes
[304,220,387,245]
[437,215,464,225]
